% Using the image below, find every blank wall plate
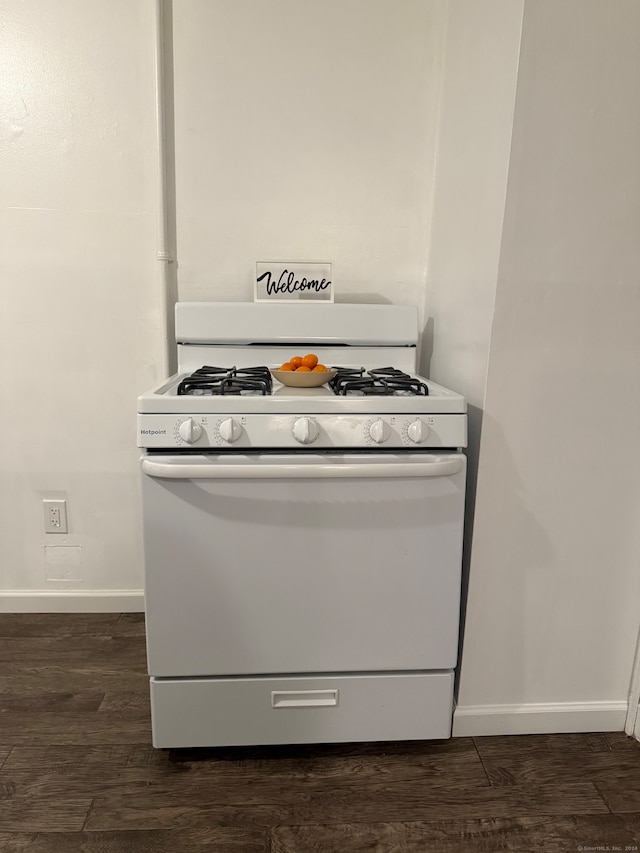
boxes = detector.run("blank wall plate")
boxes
[44,545,82,582]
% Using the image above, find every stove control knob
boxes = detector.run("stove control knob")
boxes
[369,418,391,444]
[292,417,319,444]
[178,418,202,444]
[219,417,242,443]
[407,418,430,444]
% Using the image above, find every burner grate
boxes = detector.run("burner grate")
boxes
[177,366,273,396]
[330,367,429,397]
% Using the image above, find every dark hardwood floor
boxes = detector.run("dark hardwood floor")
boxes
[1,613,640,852]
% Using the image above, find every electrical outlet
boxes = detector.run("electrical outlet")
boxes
[43,499,68,534]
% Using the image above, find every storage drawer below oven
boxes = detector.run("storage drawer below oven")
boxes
[150,671,454,748]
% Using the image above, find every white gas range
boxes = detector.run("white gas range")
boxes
[138,302,467,748]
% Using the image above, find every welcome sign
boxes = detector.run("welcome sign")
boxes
[255,262,333,302]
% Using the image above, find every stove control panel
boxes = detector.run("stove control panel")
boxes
[139,413,467,449]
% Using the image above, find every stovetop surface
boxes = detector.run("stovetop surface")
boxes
[175,365,431,398]
[138,365,466,414]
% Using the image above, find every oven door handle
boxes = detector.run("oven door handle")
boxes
[141,455,464,480]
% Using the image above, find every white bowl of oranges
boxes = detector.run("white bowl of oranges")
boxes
[271,354,337,388]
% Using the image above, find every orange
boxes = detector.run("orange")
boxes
[296,365,312,372]
[312,364,327,372]
[279,362,294,371]
[290,356,303,369]
[301,353,318,369]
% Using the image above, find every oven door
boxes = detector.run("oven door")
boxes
[141,452,466,678]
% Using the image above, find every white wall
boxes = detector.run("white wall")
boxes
[421,0,523,410]
[455,0,640,734]
[172,0,446,306]
[0,0,162,609]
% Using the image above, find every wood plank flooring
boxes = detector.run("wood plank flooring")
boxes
[1,613,640,851]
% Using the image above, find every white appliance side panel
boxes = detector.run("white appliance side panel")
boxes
[142,456,466,677]
[150,671,454,747]
[175,302,418,346]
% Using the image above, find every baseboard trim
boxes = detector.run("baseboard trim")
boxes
[453,701,628,736]
[0,590,145,613]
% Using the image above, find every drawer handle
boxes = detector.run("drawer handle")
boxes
[271,689,339,709]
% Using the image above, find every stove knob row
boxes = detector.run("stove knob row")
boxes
[368,418,391,444]
[407,418,430,444]
[366,418,430,445]
[219,417,242,443]
[292,417,319,444]
[178,418,202,444]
